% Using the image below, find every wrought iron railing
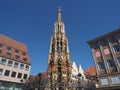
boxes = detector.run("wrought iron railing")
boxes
[25,77,96,90]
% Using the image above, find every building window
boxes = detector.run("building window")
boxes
[100,39,108,45]
[20,64,24,69]
[7,47,11,50]
[113,45,120,52]
[0,69,3,75]
[101,77,109,85]
[0,50,2,54]
[11,71,16,77]
[0,82,5,89]
[4,70,10,76]
[107,59,116,68]
[111,76,120,84]
[15,55,20,60]
[0,43,2,47]
[6,52,12,57]
[103,48,110,55]
[15,49,19,53]
[23,58,27,62]
[14,62,19,68]
[22,52,26,56]
[98,61,105,70]
[7,60,13,67]
[93,42,99,49]
[95,51,101,57]
[23,74,28,79]
[117,57,120,64]
[109,36,117,43]
[25,65,29,71]
[0,58,6,65]
[17,73,22,78]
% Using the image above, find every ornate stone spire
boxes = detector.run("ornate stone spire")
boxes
[58,6,62,22]
[47,7,72,90]
[54,7,65,34]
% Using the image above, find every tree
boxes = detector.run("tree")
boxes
[38,73,42,90]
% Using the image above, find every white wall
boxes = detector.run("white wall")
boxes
[0,57,31,83]
[72,62,78,80]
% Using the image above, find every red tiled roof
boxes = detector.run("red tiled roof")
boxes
[29,72,47,81]
[85,66,96,76]
[42,72,47,79]
[0,34,27,52]
[0,34,31,65]
[29,75,38,81]
[42,72,47,77]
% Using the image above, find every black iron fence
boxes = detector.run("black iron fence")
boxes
[24,77,96,90]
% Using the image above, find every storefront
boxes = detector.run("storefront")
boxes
[0,81,24,90]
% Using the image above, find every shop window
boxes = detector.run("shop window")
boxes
[101,77,109,85]
[0,82,5,89]
[111,76,120,84]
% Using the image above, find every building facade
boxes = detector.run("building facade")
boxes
[88,29,120,89]
[78,65,86,80]
[47,7,72,90]
[71,62,87,90]
[0,34,31,90]
[71,62,86,82]
[72,62,78,83]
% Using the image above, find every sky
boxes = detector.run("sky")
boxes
[0,0,120,75]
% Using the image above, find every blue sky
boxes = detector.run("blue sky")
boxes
[0,0,120,75]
